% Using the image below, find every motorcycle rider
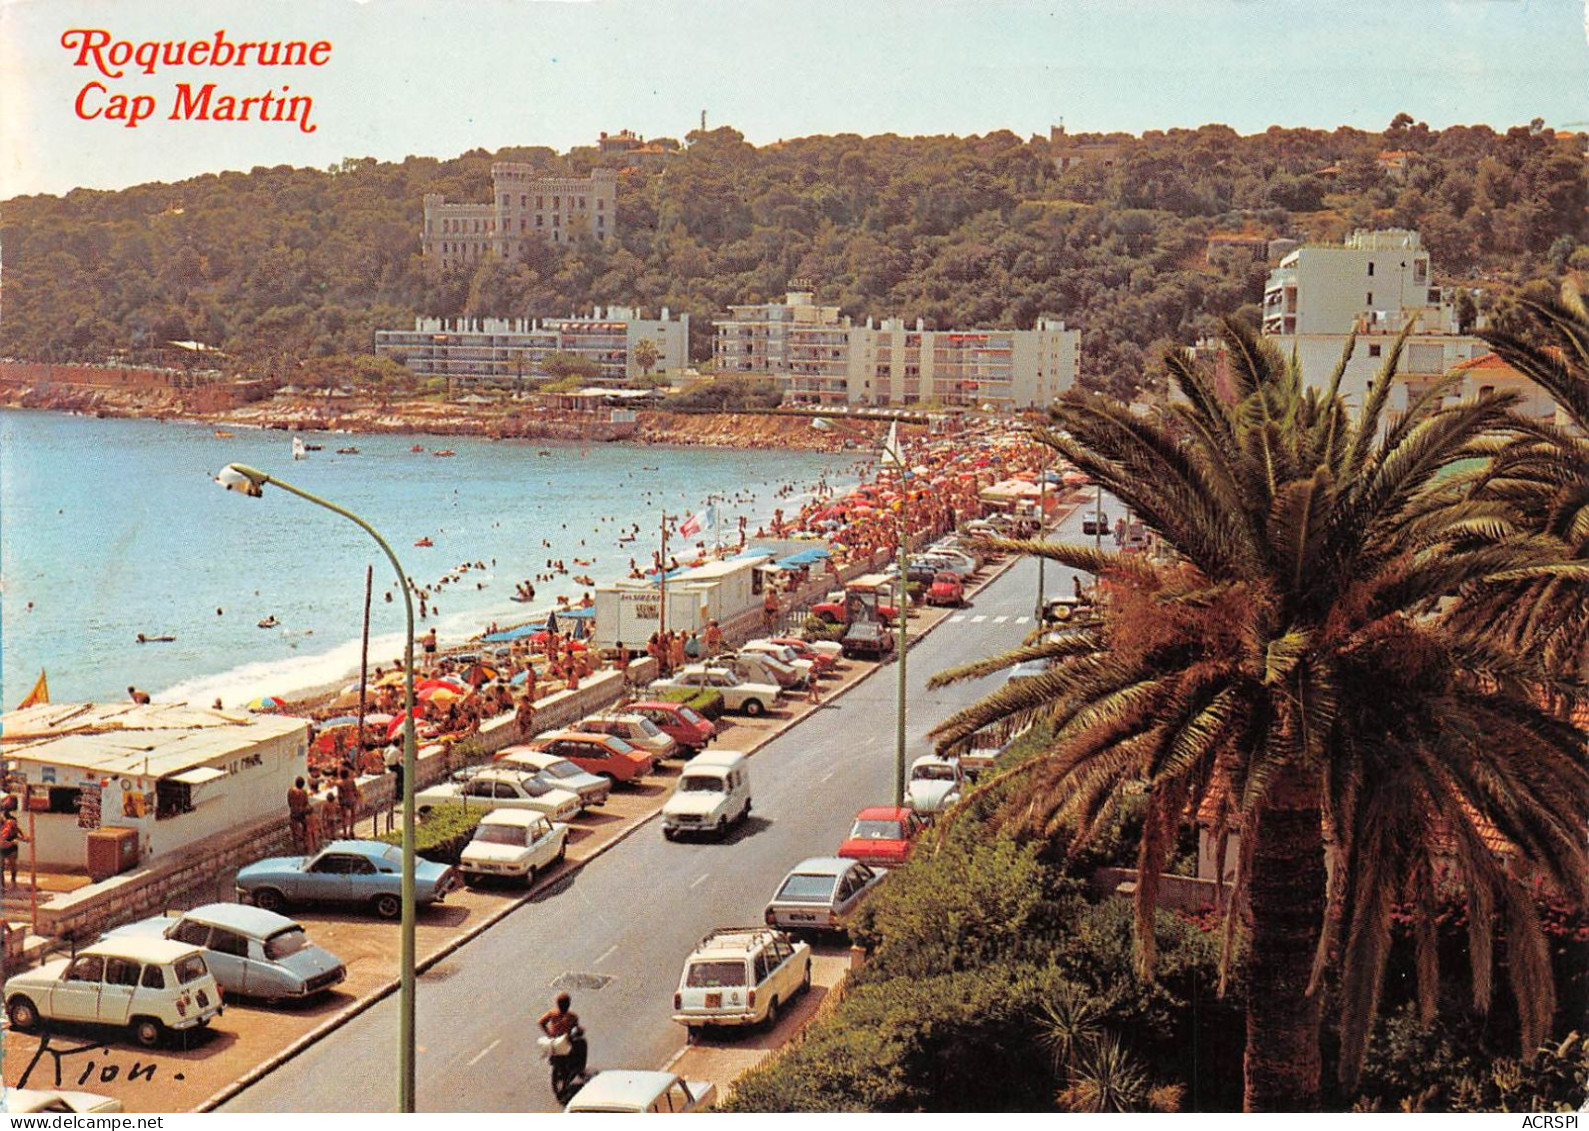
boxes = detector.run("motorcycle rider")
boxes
[539,992,587,1100]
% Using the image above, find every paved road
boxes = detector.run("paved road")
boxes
[223,504,1104,1112]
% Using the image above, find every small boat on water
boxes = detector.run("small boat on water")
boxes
[135,633,175,644]
[257,616,280,629]
[291,438,307,460]
[336,446,359,454]
[432,450,457,458]
[411,444,425,453]
[304,444,324,451]
[414,537,434,548]
[537,450,553,457]
[214,430,234,438]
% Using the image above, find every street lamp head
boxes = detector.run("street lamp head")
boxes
[215,464,265,498]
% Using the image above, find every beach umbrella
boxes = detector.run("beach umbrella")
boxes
[245,696,289,712]
[319,715,361,728]
[417,685,464,706]
[386,709,423,741]
[329,688,364,710]
[365,712,395,727]
[459,663,497,687]
[373,670,409,688]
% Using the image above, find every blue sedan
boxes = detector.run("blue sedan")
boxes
[235,840,459,920]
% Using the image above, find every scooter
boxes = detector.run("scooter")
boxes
[548,1025,591,1104]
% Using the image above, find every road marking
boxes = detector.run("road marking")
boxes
[949,614,967,623]
[594,943,619,965]
[1015,615,1030,624]
[971,615,988,623]
[993,615,1010,624]
[466,1038,500,1067]
[690,873,710,889]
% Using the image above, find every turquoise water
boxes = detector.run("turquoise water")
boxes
[0,411,857,707]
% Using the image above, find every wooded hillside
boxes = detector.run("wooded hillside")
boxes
[4,118,1583,396]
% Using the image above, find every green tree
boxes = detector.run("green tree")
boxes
[930,320,1589,1110]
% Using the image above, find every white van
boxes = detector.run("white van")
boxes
[662,749,751,839]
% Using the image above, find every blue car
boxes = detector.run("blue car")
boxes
[235,840,459,920]
[107,903,346,1003]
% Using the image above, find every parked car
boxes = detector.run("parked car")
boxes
[649,667,783,717]
[573,712,680,761]
[459,810,567,885]
[236,840,459,919]
[1041,595,1086,625]
[916,551,976,579]
[959,724,1029,779]
[1081,510,1110,536]
[706,649,808,690]
[671,926,811,1030]
[768,636,843,665]
[105,903,345,1003]
[925,571,966,607]
[416,767,581,822]
[0,1089,123,1113]
[905,754,964,816]
[739,640,818,684]
[493,747,611,808]
[837,806,924,869]
[3,938,223,1048]
[525,730,658,784]
[763,856,885,934]
[1005,657,1053,685]
[563,1070,716,1113]
[661,749,751,839]
[930,539,986,569]
[626,699,717,755]
[841,619,894,661]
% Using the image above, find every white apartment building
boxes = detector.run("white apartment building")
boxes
[713,292,1081,409]
[1262,229,1486,412]
[423,165,619,270]
[375,307,688,384]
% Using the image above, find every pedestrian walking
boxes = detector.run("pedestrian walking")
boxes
[0,804,28,891]
[287,776,311,852]
[336,767,360,839]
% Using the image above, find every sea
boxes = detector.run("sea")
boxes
[0,411,861,709]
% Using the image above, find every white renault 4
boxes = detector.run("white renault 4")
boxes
[671,926,811,1032]
[661,749,751,839]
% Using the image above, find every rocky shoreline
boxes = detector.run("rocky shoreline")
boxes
[0,380,886,452]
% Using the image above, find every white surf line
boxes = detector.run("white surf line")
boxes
[690,873,710,889]
[595,943,620,965]
[467,1038,501,1066]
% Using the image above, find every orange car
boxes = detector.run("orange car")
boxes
[516,729,657,785]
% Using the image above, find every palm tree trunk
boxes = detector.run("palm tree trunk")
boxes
[1243,768,1325,1111]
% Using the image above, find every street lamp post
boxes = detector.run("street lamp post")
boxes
[215,463,419,1113]
[1034,464,1048,618]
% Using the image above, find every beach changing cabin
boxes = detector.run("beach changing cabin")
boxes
[0,702,307,877]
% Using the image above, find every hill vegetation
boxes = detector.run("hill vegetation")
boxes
[3,117,1584,397]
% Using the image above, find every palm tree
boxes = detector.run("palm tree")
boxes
[930,319,1589,1110]
[1442,283,1589,682]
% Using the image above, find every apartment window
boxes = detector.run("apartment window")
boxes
[1366,292,1373,306]
[552,214,560,227]
[554,196,561,208]
[536,215,543,228]
[1428,289,1440,304]
[597,199,605,211]
[520,195,527,208]
[579,197,587,208]
[1367,262,1375,277]
[1368,344,1382,358]
[536,196,544,209]
[597,215,605,228]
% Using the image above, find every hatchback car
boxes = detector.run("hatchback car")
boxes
[563,1071,716,1113]
[4,938,223,1048]
[841,619,894,661]
[764,856,884,934]
[672,926,811,1031]
[625,700,717,755]
[837,806,924,869]
[526,730,658,784]
[906,754,964,815]
[459,810,568,885]
[573,713,680,761]
[105,903,345,1003]
[493,747,611,808]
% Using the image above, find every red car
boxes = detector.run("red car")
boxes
[837,806,925,870]
[768,637,840,673]
[926,571,965,607]
[625,700,717,756]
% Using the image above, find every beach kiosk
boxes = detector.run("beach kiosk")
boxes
[0,702,308,878]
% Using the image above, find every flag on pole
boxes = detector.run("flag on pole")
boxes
[15,670,48,710]
[679,509,707,539]
[881,420,905,468]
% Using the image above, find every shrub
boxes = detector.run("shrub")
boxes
[378,802,486,864]
[803,617,845,642]
[648,685,725,720]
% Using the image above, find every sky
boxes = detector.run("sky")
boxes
[1,0,1586,199]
